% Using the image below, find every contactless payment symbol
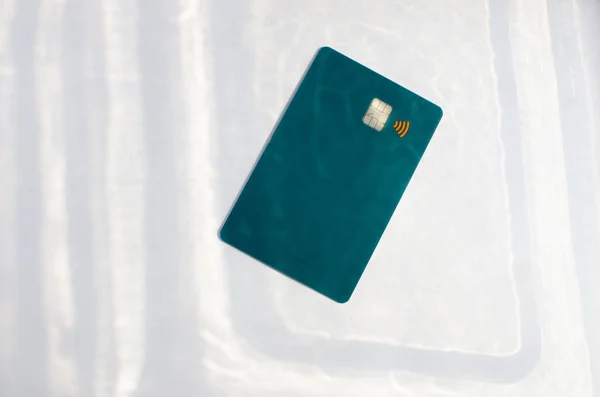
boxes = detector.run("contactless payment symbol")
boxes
[393,120,410,137]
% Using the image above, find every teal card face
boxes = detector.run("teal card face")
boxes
[220,47,443,303]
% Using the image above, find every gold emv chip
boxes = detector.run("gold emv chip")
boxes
[362,98,392,131]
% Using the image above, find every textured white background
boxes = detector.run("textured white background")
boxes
[1,0,600,396]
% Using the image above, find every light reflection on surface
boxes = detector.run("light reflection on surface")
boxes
[0,0,599,396]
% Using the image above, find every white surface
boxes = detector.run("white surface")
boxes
[1,0,600,396]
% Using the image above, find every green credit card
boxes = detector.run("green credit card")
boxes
[220,47,443,303]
